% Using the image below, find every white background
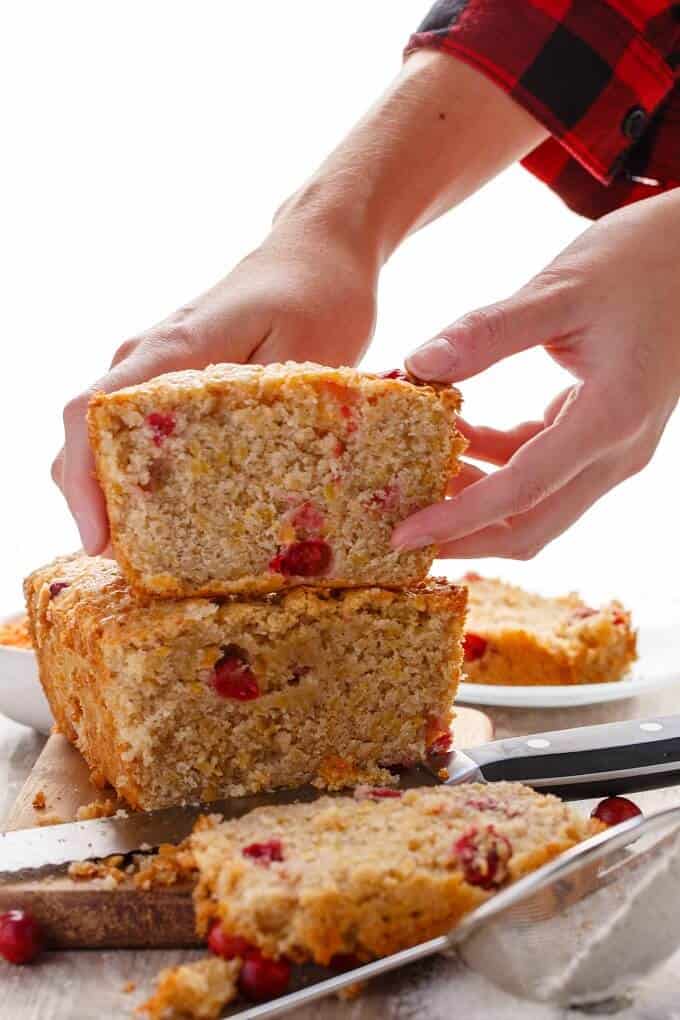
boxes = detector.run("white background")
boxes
[1,0,677,619]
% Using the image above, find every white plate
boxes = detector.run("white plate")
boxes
[0,612,53,734]
[458,623,680,708]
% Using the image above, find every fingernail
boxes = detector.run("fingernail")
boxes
[405,337,455,381]
[392,532,437,552]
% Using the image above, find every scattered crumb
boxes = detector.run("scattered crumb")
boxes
[0,616,32,649]
[67,859,125,885]
[139,957,240,1019]
[64,841,196,891]
[32,790,46,810]
[123,981,136,994]
[37,813,64,827]
[76,797,117,820]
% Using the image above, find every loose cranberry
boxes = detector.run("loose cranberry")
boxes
[290,501,325,537]
[239,951,291,1002]
[208,922,254,960]
[354,786,403,801]
[210,648,259,701]
[0,910,44,964]
[269,540,332,577]
[463,633,487,662]
[329,954,362,972]
[453,825,513,889]
[242,839,284,865]
[48,581,69,598]
[591,796,642,826]
[146,412,176,446]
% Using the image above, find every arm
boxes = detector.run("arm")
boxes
[56,50,546,553]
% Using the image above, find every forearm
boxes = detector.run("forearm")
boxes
[279,51,548,267]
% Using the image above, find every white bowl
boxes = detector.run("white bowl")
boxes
[0,612,54,734]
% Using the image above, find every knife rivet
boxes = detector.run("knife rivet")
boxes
[526,738,550,749]
[640,722,663,732]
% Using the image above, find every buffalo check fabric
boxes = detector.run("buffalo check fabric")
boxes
[406,0,680,217]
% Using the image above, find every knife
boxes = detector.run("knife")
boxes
[2,713,679,878]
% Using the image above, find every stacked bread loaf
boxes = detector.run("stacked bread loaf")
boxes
[26,362,469,809]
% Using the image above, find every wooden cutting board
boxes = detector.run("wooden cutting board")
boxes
[0,708,493,948]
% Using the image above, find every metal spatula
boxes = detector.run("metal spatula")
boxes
[224,805,680,1016]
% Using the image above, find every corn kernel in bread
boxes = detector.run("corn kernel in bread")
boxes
[87,362,464,597]
[140,957,240,1020]
[191,783,601,965]
[24,554,466,809]
[461,574,637,686]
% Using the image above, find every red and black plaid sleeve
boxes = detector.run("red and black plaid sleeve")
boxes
[406,0,680,218]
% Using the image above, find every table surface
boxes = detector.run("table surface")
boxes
[3,689,680,1020]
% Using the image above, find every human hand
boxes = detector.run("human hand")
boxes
[393,190,680,559]
[52,207,378,554]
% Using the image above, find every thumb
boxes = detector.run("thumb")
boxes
[405,279,574,383]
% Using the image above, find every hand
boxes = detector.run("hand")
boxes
[52,208,378,554]
[393,190,680,559]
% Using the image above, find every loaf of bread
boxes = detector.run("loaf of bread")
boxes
[24,554,466,809]
[87,362,464,597]
[190,782,602,965]
[461,574,637,686]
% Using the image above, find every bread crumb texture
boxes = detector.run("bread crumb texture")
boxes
[88,362,464,597]
[139,957,240,1020]
[461,575,637,685]
[190,782,601,965]
[24,554,465,809]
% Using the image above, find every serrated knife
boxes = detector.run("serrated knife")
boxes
[2,713,679,879]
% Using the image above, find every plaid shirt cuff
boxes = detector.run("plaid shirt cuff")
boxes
[406,0,677,186]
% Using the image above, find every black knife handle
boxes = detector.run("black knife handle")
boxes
[466,714,680,801]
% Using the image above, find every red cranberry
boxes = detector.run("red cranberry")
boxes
[612,611,627,626]
[242,839,284,865]
[429,731,453,756]
[329,954,362,972]
[463,633,487,662]
[48,581,69,598]
[208,922,254,960]
[146,412,176,446]
[453,825,512,889]
[210,648,259,701]
[378,369,409,381]
[239,951,291,1002]
[355,786,403,801]
[462,572,482,582]
[0,910,44,964]
[269,540,332,577]
[290,501,325,537]
[591,796,642,826]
